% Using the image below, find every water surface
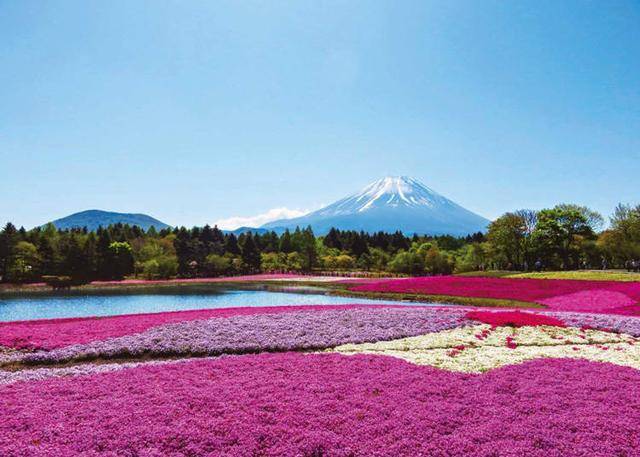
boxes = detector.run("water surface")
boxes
[0,287,431,322]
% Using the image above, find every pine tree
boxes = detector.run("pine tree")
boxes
[37,235,57,276]
[173,227,193,277]
[391,231,409,252]
[61,233,85,279]
[96,228,113,279]
[299,226,318,271]
[224,233,241,255]
[279,230,293,253]
[240,232,261,272]
[0,223,18,281]
[350,231,369,258]
[211,225,225,244]
[261,231,279,253]
[82,233,98,280]
[323,228,342,250]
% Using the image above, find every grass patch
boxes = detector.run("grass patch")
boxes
[454,271,515,278]
[455,270,640,282]
[506,270,640,282]
[328,288,542,309]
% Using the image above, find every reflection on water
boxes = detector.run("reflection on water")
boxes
[0,285,431,322]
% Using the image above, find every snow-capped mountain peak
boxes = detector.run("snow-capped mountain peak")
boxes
[261,176,489,236]
[316,176,453,217]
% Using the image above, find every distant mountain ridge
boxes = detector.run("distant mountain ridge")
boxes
[222,226,271,236]
[48,210,170,231]
[261,176,489,236]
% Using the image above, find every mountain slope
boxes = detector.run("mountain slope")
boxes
[48,210,170,231]
[223,227,271,236]
[261,177,489,236]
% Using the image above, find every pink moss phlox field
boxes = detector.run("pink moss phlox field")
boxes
[2,353,640,456]
[4,307,468,366]
[539,290,638,313]
[548,311,640,337]
[351,276,640,315]
[0,304,392,350]
[466,310,566,328]
[0,360,165,385]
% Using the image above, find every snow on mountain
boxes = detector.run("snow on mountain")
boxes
[261,176,489,236]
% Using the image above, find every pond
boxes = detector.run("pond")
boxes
[0,286,434,322]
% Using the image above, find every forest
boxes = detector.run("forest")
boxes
[1,203,639,284]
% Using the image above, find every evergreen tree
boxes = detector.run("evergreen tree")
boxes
[0,223,18,282]
[350,231,369,258]
[96,228,113,279]
[279,230,293,253]
[173,227,193,277]
[224,233,241,255]
[82,233,98,280]
[61,233,85,279]
[240,232,261,272]
[211,225,225,244]
[37,235,57,276]
[323,228,342,250]
[299,226,318,271]
[261,231,279,253]
[291,227,303,252]
[390,231,409,252]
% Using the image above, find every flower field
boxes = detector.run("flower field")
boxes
[2,353,640,456]
[2,281,640,455]
[0,304,378,350]
[350,276,640,315]
[0,307,467,368]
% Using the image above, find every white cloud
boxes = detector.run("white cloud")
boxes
[214,207,310,230]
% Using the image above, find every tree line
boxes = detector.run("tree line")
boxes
[1,202,639,284]
[482,203,640,271]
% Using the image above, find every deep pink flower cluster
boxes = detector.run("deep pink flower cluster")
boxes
[0,304,385,350]
[4,307,468,366]
[466,310,566,328]
[351,276,640,315]
[1,353,639,456]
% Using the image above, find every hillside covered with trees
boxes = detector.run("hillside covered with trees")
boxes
[1,203,639,284]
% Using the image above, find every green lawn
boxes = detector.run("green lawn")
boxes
[454,271,514,278]
[458,270,640,282]
[507,270,640,282]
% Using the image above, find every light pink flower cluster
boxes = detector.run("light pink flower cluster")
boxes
[2,307,468,366]
[0,304,382,350]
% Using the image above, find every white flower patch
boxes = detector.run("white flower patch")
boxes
[331,324,640,373]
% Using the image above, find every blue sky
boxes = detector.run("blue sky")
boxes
[1,0,639,229]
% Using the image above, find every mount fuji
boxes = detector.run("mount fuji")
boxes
[261,176,490,236]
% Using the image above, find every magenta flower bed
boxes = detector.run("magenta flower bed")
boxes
[0,304,386,350]
[351,276,640,315]
[1,353,639,456]
[466,310,566,328]
[3,307,467,366]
